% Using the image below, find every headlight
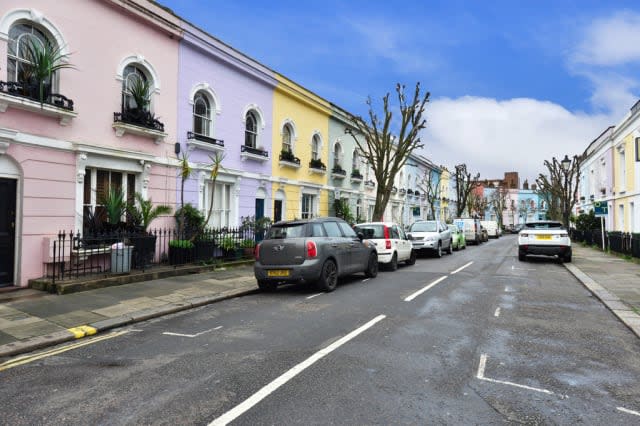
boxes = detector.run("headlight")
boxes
[427,235,438,241]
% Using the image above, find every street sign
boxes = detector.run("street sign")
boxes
[594,201,608,217]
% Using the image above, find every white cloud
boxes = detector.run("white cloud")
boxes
[572,10,640,66]
[422,96,613,184]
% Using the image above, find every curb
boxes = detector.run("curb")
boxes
[564,263,640,339]
[0,285,259,359]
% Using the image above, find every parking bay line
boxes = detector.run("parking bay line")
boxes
[476,354,554,395]
[305,293,323,300]
[451,261,473,274]
[210,314,386,426]
[404,276,448,302]
[617,407,640,417]
[163,326,222,338]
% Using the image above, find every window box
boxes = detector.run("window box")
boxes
[0,81,77,125]
[331,166,346,179]
[186,131,224,153]
[279,151,301,169]
[391,186,397,194]
[240,145,269,162]
[113,111,167,144]
[399,188,407,195]
[309,159,327,175]
[364,180,375,188]
[350,170,363,182]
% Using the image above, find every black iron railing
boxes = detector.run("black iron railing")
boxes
[114,109,165,132]
[332,166,346,176]
[309,159,326,170]
[571,229,640,258]
[364,180,375,187]
[350,171,363,180]
[279,151,301,164]
[241,145,269,157]
[187,131,224,147]
[0,81,74,110]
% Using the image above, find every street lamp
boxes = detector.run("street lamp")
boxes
[559,154,572,228]
[561,154,571,172]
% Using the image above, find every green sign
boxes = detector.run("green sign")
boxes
[594,201,608,217]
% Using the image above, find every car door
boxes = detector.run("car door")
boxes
[322,221,349,273]
[394,225,411,261]
[338,221,368,274]
[440,221,452,249]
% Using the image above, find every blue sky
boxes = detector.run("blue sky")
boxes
[161,0,640,183]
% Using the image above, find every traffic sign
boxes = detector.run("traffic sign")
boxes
[594,201,608,217]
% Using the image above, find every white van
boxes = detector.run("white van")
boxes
[480,220,500,238]
[453,218,482,245]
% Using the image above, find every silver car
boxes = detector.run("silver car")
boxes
[407,220,453,257]
[254,217,378,292]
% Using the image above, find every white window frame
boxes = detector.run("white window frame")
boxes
[334,142,343,168]
[245,111,258,148]
[311,134,320,160]
[193,91,212,137]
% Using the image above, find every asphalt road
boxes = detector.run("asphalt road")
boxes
[1,235,640,425]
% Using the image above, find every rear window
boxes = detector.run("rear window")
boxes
[354,225,385,239]
[525,222,563,229]
[266,224,306,239]
[409,221,437,232]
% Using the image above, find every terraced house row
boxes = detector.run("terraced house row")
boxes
[0,0,446,288]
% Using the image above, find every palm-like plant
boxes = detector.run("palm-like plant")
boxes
[128,192,171,231]
[24,38,75,105]
[126,75,151,111]
[99,187,127,225]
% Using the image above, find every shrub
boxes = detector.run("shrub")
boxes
[169,239,194,249]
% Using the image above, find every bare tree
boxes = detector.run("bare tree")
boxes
[467,191,488,218]
[454,163,481,217]
[346,83,430,220]
[417,169,440,220]
[535,154,582,228]
[488,186,508,228]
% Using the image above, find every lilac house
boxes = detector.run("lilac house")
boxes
[177,22,276,228]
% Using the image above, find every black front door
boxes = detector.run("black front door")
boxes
[0,178,16,286]
[273,200,282,223]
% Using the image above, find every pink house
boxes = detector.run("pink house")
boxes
[0,1,182,287]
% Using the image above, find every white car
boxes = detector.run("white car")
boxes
[407,220,453,258]
[481,220,500,238]
[354,222,416,270]
[518,220,571,262]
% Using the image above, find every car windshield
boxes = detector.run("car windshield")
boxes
[410,221,437,232]
[266,224,306,239]
[353,225,385,239]
[525,222,564,230]
[448,225,458,233]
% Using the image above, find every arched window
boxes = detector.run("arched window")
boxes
[334,143,342,169]
[193,91,211,136]
[282,124,293,153]
[7,23,51,88]
[245,111,258,148]
[311,134,320,160]
[352,149,359,171]
[122,64,150,112]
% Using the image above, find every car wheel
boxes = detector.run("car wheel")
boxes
[365,253,379,278]
[518,252,526,261]
[435,242,442,258]
[475,236,479,245]
[388,252,398,271]
[317,259,338,292]
[447,240,453,255]
[405,250,416,265]
[462,242,467,250]
[257,280,277,292]
[564,253,572,263]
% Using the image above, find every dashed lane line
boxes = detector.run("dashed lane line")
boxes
[305,293,323,300]
[163,326,223,338]
[494,308,501,317]
[451,261,473,274]
[404,276,448,302]
[617,407,640,417]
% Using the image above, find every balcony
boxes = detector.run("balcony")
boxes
[331,166,346,179]
[399,188,407,196]
[0,81,77,125]
[364,179,375,188]
[350,170,363,183]
[186,131,224,153]
[407,189,414,196]
[113,109,167,144]
[308,159,327,175]
[391,186,397,194]
[279,150,301,169]
[240,145,269,162]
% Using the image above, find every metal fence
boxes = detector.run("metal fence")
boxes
[48,225,266,284]
[570,229,640,258]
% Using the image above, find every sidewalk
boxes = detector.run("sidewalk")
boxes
[0,264,257,358]
[1,245,639,359]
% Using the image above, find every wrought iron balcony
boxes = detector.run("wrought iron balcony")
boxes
[279,150,301,165]
[187,131,224,147]
[414,190,420,196]
[407,189,414,195]
[114,109,164,132]
[399,188,407,195]
[350,170,363,180]
[0,81,74,110]
[364,180,375,187]
[331,166,346,176]
[241,145,269,157]
[309,159,326,171]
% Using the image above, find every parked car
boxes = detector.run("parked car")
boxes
[511,224,524,234]
[407,220,453,257]
[481,220,500,238]
[480,226,489,242]
[453,218,482,245]
[517,220,571,262]
[254,217,378,292]
[353,222,416,270]
[448,224,466,250]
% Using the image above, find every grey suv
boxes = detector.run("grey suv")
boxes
[254,217,378,292]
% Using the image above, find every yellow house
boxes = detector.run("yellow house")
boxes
[612,131,637,232]
[271,74,331,221]
[439,167,451,220]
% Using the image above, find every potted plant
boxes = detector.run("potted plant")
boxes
[240,239,256,257]
[168,239,195,265]
[220,236,240,259]
[127,192,171,269]
[24,38,75,106]
[125,75,152,123]
[99,186,127,232]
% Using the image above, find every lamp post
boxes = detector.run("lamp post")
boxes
[560,154,572,228]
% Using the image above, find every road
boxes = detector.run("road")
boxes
[1,235,640,425]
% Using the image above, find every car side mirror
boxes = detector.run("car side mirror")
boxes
[357,232,364,241]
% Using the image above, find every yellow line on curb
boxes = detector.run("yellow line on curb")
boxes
[0,330,128,372]
[68,325,98,338]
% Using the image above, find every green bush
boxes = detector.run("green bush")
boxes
[169,239,194,249]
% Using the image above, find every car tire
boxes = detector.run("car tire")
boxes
[365,253,379,278]
[388,252,398,271]
[405,250,416,265]
[447,240,453,255]
[435,242,442,258]
[317,259,338,292]
[564,253,572,263]
[257,280,277,292]
[462,243,467,250]
[518,252,526,261]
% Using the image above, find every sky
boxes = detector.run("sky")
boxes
[160,0,640,184]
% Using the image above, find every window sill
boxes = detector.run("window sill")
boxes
[309,167,327,175]
[240,152,269,162]
[187,138,225,153]
[0,93,77,125]
[112,122,168,144]
[279,160,301,169]
[350,177,363,184]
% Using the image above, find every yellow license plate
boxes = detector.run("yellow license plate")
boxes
[267,269,290,277]
[536,235,552,240]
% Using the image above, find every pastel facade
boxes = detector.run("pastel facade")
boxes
[610,105,639,232]
[177,21,276,227]
[271,74,330,221]
[0,0,181,287]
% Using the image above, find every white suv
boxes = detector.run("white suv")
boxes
[354,222,416,270]
[518,221,571,262]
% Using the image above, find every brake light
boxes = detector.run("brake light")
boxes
[255,243,260,260]
[306,240,317,258]
[383,225,391,249]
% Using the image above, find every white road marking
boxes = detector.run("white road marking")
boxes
[618,407,640,417]
[450,261,473,274]
[512,265,536,271]
[476,354,554,395]
[163,326,222,338]
[209,315,386,426]
[494,308,501,317]
[362,278,370,282]
[305,293,323,300]
[404,276,448,302]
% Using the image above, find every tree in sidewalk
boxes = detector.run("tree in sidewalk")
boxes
[345,82,430,221]
[535,154,582,228]
[488,186,508,228]
[453,163,481,217]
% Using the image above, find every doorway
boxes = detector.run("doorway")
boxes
[0,178,16,286]
[273,200,282,223]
